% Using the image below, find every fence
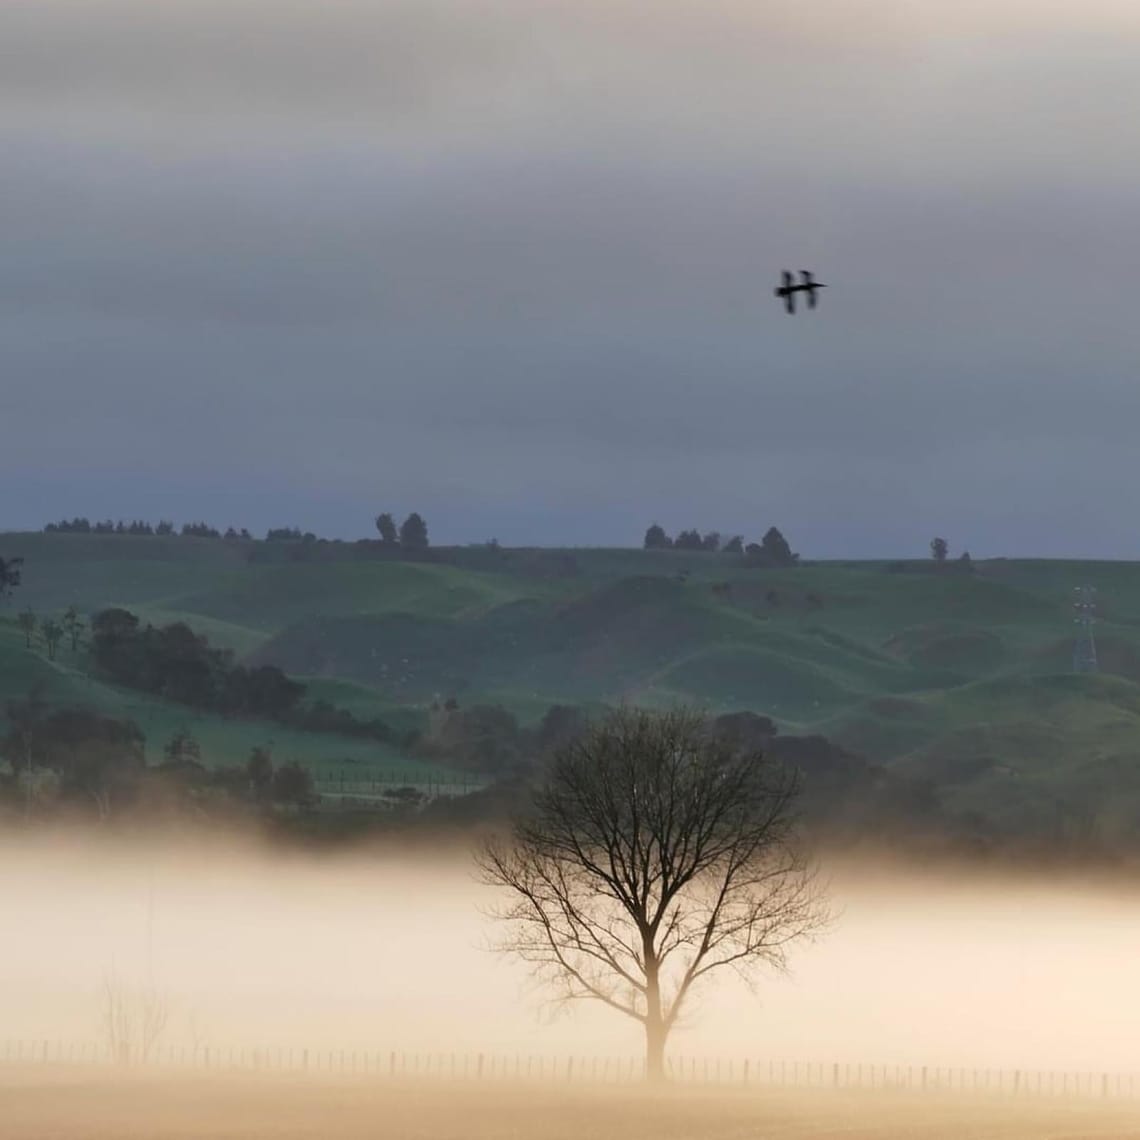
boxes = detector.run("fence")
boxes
[312,769,485,807]
[3,1041,1139,1100]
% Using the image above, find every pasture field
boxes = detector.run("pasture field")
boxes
[7,532,1140,813]
[1,1069,1139,1140]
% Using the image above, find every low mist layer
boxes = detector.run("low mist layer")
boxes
[3,832,1139,1073]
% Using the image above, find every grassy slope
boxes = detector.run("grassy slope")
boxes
[0,620,449,778]
[5,534,1140,824]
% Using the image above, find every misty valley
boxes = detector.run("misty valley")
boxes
[3,527,1140,1137]
[7,0,1140,1134]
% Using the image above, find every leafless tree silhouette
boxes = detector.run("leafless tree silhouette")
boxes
[479,706,828,1081]
[100,969,170,1067]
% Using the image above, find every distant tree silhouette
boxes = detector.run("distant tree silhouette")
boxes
[1,685,48,795]
[931,537,948,563]
[643,524,671,550]
[45,518,92,534]
[155,521,174,536]
[673,529,703,551]
[0,556,23,601]
[17,609,36,649]
[41,619,63,661]
[272,762,315,807]
[246,746,274,800]
[400,512,429,549]
[375,513,399,544]
[701,532,721,553]
[760,527,797,567]
[723,535,744,555]
[163,729,202,767]
[535,704,590,755]
[62,606,85,652]
[89,607,378,741]
[431,705,522,774]
[2,698,144,818]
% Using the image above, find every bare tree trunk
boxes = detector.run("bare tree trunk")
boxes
[644,1011,668,1082]
[644,948,667,1082]
[23,740,33,819]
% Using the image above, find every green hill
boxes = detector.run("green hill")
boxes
[4,533,1140,834]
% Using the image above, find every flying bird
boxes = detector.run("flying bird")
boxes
[775,270,827,314]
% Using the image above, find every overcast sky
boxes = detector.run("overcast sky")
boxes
[3,0,1140,556]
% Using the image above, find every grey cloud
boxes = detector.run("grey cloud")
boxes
[3,2,1140,554]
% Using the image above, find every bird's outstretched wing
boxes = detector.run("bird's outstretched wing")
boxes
[784,291,795,314]
[782,270,794,289]
[800,270,814,286]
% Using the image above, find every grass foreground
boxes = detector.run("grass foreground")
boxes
[1,1068,1138,1140]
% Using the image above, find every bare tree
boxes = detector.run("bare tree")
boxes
[478,706,827,1081]
[100,969,170,1067]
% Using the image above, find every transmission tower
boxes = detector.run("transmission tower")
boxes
[1072,586,1098,673]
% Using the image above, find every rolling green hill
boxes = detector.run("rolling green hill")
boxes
[3,532,1140,835]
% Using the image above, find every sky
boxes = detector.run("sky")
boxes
[3,0,1140,556]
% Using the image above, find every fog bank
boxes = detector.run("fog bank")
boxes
[3,834,1137,1071]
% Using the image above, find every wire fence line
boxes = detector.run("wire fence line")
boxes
[311,769,484,802]
[2,1041,1138,1100]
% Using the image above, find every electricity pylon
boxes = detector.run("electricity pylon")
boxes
[1073,586,1098,673]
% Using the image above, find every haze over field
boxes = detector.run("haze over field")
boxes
[3,1,1140,554]
[4,834,1140,1075]
[5,2,1140,1136]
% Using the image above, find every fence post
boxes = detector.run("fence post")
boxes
[832,1062,839,1087]
[922,1066,928,1091]
[743,1059,750,1085]
[477,1053,484,1080]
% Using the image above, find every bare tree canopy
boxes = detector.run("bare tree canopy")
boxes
[478,706,828,1080]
